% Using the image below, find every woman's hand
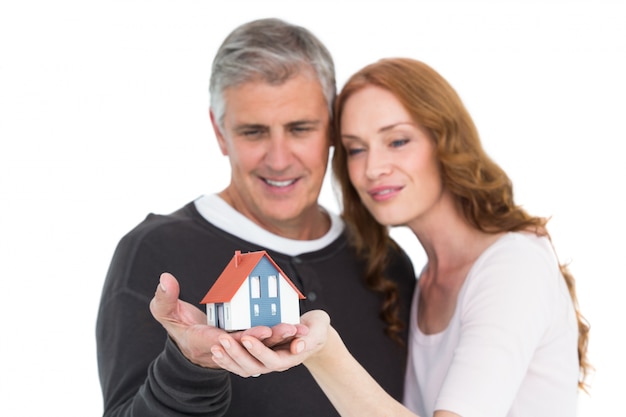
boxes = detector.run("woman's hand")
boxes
[150,272,309,369]
[210,310,331,377]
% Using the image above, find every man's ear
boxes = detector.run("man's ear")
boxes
[327,123,335,148]
[210,109,229,156]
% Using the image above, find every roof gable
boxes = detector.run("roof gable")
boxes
[200,250,305,304]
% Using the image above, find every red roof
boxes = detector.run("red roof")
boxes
[200,250,305,304]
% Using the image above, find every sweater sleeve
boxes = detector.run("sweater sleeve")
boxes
[96,214,233,417]
[97,287,232,417]
[134,337,231,416]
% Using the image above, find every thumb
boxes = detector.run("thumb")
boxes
[290,310,331,355]
[150,272,181,320]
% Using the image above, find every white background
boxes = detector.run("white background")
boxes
[1,1,624,415]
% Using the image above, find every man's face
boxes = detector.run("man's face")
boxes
[212,73,331,238]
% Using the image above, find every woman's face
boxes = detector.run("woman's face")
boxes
[340,85,444,227]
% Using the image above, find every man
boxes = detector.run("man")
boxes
[96,18,416,417]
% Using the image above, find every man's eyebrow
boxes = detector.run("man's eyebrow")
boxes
[233,123,267,133]
[285,119,322,128]
[232,120,323,134]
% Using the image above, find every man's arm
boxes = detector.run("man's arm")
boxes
[97,268,233,416]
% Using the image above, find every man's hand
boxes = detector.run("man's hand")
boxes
[210,310,331,377]
[149,272,306,369]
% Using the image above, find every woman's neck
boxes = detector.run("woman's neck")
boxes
[408,191,503,281]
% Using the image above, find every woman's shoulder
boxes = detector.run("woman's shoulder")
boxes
[480,231,557,266]
[466,231,562,292]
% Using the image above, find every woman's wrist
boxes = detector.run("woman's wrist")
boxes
[303,326,342,371]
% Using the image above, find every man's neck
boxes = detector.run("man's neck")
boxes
[218,189,330,241]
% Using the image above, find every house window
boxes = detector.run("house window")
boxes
[250,276,261,298]
[271,303,277,316]
[268,275,278,298]
[254,304,260,316]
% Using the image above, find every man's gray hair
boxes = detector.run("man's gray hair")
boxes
[209,18,336,130]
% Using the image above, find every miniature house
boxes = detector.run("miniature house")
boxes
[200,250,305,331]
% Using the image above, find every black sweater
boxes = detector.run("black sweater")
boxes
[96,201,416,416]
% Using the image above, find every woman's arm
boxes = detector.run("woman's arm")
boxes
[211,310,458,417]
[304,324,414,417]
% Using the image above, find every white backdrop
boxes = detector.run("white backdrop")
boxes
[1,1,624,415]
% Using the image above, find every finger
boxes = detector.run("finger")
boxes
[211,344,252,377]
[237,311,329,367]
[149,272,181,322]
[294,323,310,336]
[239,335,304,372]
[291,310,330,354]
[299,309,331,327]
[212,334,266,377]
[255,323,299,348]
[239,326,272,341]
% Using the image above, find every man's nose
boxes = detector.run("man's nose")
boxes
[264,133,292,171]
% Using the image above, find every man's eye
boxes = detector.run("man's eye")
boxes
[291,126,314,135]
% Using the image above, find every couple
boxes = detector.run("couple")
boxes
[209,54,592,416]
[97,17,590,417]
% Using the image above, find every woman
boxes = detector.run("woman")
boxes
[210,58,591,417]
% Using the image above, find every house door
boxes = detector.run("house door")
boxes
[216,304,225,329]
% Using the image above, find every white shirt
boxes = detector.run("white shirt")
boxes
[403,232,579,417]
[194,194,344,256]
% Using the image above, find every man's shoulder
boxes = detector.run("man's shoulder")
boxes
[119,201,204,243]
[105,201,263,296]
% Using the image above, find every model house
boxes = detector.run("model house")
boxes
[201,250,305,331]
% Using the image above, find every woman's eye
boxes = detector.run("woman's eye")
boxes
[346,147,364,156]
[390,138,409,148]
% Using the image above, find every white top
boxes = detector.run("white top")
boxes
[194,194,344,256]
[403,232,579,417]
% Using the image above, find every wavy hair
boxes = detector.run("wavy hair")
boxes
[332,57,591,390]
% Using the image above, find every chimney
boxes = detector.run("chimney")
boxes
[234,250,241,267]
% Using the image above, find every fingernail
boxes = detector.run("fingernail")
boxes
[158,276,166,292]
[211,348,223,359]
[219,338,230,349]
[295,340,305,354]
[242,339,252,349]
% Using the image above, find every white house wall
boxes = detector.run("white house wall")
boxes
[206,304,217,327]
[279,273,300,324]
[227,278,251,330]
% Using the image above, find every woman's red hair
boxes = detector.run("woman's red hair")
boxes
[332,58,591,390]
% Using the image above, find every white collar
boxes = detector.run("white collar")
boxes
[194,194,344,256]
